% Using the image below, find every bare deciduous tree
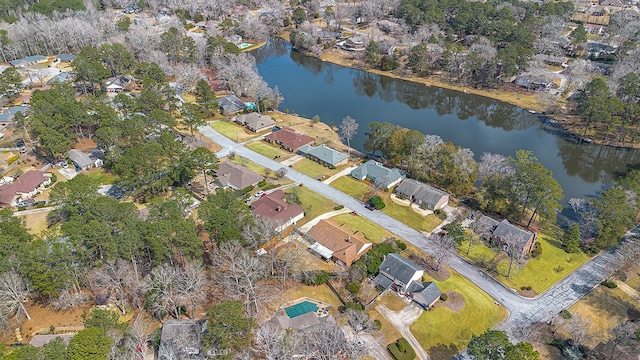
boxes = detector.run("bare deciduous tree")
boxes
[175,262,207,319]
[142,264,181,320]
[0,272,31,328]
[347,308,375,333]
[213,240,269,316]
[339,116,359,156]
[88,260,140,315]
[428,233,455,271]
[478,153,514,186]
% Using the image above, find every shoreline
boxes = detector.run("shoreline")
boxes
[272,35,639,150]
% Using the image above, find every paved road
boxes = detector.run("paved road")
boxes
[200,125,639,342]
[13,205,59,216]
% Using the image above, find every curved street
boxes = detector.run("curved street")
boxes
[200,124,637,341]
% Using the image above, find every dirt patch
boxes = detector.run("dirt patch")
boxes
[518,288,538,298]
[409,254,451,281]
[73,138,97,152]
[437,291,464,312]
[3,303,92,344]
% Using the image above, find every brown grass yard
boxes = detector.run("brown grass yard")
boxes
[19,211,51,235]
[567,286,637,347]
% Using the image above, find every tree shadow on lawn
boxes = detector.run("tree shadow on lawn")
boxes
[408,254,451,281]
[428,343,459,360]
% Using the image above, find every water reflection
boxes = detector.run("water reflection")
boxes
[252,37,640,202]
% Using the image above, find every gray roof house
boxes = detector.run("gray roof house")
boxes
[56,54,76,62]
[0,106,29,125]
[67,149,103,170]
[375,253,424,293]
[515,74,553,91]
[473,215,537,257]
[215,162,263,190]
[298,144,348,167]
[160,320,204,359]
[219,94,245,114]
[407,281,442,309]
[10,55,47,68]
[375,254,443,308]
[47,72,75,84]
[351,160,405,189]
[235,112,275,132]
[29,334,74,347]
[394,179,449,211]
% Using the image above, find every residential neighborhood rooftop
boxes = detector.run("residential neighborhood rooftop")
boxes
[215,162,263,190]
[298,144,348,167]
[264,127,315,152]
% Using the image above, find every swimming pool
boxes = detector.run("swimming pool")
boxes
[238,42,251,49]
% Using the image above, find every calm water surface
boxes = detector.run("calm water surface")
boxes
[253,38,640,206]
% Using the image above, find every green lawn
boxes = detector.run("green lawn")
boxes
[245,141,291,160]
[459,234,588,294]
[381,194,441,232]
[286,186,337,225]
[210,121,258,142]
[332,213,398,243]
[330,176,441,232]
[85,168,117,185]
[226,158,292,187]
[291,158,349,180]
[227,158,270,178]
[410,271,507,357]
[330,176,371,201]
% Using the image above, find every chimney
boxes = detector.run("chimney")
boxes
[276,205,282,212]
[346,236,351,243]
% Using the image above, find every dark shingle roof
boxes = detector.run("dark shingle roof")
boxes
[0,106,28,124]
[298,144,347,166]
[10,55,47,67]
[493,219,534,249]
[351,160,404,188]
[374,273,394,289]
[410,281,442,307]
[219,95,245,113]
[378,253,422,285]
[395,179,449,210]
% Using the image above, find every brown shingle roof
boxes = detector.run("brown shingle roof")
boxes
[251,190,304,228]
[306,220,372,266]
[0,170,50,205]
[264,128,314,151]
[215,162,263,190]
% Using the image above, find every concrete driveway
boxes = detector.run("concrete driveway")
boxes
[200,124,640,342]
[377,304,429,360]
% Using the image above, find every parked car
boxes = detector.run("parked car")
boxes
[32,200,47,207]
[255,190,265,198]
[16,201,30,208]
[365,203,375,211]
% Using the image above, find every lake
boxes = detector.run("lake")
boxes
[253,38,640,207]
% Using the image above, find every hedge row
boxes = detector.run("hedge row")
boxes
[388,338,416,360]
